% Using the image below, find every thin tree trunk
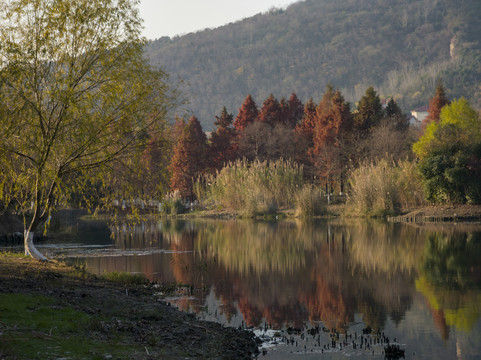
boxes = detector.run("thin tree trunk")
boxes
[24,230,48,261]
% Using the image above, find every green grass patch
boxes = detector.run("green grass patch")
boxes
[0,251,27,258]
[100,271,148,285]
[0,293,135,359]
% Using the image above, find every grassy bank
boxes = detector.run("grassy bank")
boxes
[0,252,259,360]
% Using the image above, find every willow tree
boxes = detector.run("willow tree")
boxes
[0,0,173,260]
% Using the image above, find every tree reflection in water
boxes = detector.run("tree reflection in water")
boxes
[417,231,481,339]
[83,219,481,343]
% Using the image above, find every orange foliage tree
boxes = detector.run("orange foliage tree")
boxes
[421,80,450,130]
[258,94,283,126]
[309,89,353,194]
[170,116,208,199]
[233,94,258,131]
[209,107,237,170]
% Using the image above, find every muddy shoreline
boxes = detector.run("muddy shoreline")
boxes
[388,204,481,223]
[0,254,260,359]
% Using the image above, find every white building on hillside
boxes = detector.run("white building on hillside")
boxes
[410,105,429,127]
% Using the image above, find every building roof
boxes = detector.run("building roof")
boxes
[412,105,429,113]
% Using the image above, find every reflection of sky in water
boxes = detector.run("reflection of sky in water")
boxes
[43,218,481,360]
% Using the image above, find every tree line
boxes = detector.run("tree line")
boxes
[167,80,481,211]
[168,85,411,200]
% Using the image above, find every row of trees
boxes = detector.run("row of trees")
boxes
[169,80,481,209]
[169,86,411,199]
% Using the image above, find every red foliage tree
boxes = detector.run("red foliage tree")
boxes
[280,96,289,127]
[296,98,317,142]
[421,80,450,130]
[286,92,305,128]
[139,133,172,198]
[170,116,208,199]
[310,89,353,193]
[317,84,335,119]
[258,94,282,126]
[172,116,186,140]
[233,94,258,131]
[209,107,237,170]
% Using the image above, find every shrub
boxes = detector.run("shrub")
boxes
[161,191,186,215]
[197,158,303,216]
[295,185,326,217]
[348,158,425,216]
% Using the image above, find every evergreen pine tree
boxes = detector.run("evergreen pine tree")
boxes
[354,86,384,133]
[384,98,408,131]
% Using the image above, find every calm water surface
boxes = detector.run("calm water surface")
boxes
[40,217,481,359]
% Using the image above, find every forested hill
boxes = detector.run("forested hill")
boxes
[145,0,481,131]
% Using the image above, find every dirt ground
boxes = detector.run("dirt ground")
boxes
[398,204,481,220]
[0,254,260,359]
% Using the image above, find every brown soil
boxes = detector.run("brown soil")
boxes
[0,254,260,359]
[397,204,481,221]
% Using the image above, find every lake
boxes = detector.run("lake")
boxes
[38,216,481,359]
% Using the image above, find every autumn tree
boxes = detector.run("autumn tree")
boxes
[233,94,258,131]
[209,107,237,170]
[288,93,305,127]
[280,93,304,128]
[138,130,173,199]
[310,89,353,194]
[366,121,413,162]
[258,94,282,126]
[280,97,289,126]
[421,80,450,130]
[172,116,187,141]
[0,0,172,260]
[364,98,412,161]
[170,116,208,199]
[296,98,317,144]
[317,84,335,119]
[236,121,270,161]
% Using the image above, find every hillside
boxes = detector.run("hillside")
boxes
[145,0,481,131]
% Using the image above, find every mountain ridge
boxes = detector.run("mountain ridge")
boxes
[145,0,481,131]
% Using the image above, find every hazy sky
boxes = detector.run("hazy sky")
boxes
[139,0,299,40]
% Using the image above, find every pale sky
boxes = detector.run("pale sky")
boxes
[139,0,299,40]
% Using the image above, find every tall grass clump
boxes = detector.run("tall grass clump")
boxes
[348,158,425,217]
[395,158,426,208]
[161,191,186,215]
[197,158,304,216]
[295,185,326,217]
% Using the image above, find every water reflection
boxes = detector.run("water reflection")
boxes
[50,218,481,358]
[417,232,481,339]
